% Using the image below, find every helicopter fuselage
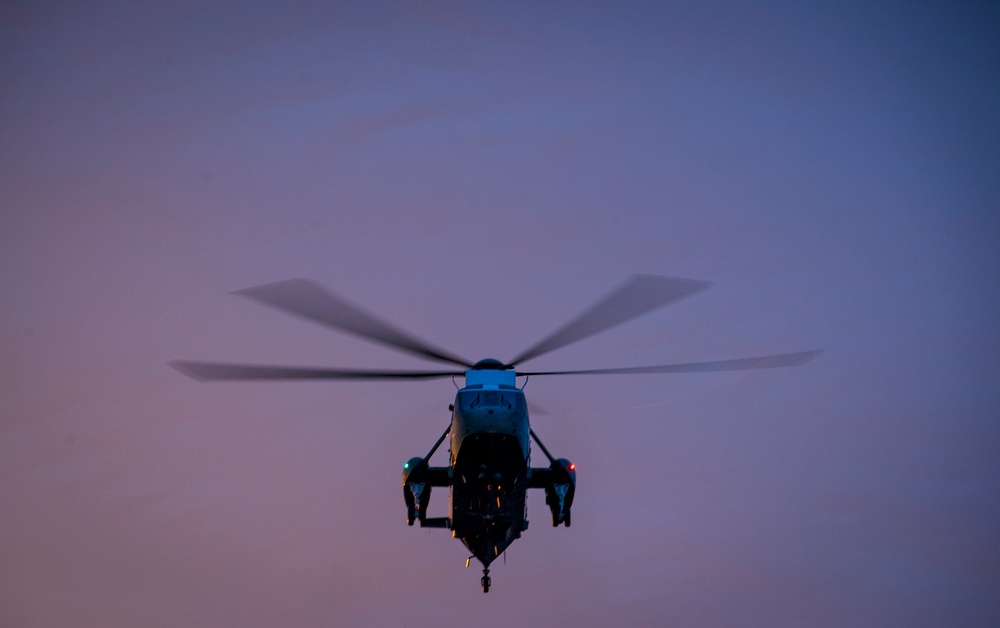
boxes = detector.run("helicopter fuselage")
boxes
[449,371,531,565]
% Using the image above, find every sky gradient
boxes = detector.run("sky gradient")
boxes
[2,2,999,626]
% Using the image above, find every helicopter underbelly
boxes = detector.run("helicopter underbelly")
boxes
[450,432,528,566]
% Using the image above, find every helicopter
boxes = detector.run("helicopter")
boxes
[170,274,820,593]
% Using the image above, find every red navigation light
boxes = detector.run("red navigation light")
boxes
[569,463,576,471]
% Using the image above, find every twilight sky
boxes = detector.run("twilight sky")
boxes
[2,2,998,626]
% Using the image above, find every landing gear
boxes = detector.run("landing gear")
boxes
[481,567,491,593]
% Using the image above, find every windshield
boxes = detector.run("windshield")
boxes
[459,390,523,411]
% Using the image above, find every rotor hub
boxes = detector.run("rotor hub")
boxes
[472,358,510,370]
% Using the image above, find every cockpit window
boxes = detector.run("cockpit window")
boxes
[461,390,521,411]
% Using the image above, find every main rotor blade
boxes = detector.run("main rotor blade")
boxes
[234,279,473,368]
[170,361,462,382]
[518,350,822,376]
[508,274,710,367]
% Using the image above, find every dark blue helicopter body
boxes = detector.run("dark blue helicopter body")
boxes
[401,364,575,590]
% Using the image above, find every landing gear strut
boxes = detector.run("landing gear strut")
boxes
[481,567,491,593]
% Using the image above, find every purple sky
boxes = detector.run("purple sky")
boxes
[2,2,998,626]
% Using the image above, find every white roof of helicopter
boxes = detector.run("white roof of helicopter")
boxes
[464,368,516,389]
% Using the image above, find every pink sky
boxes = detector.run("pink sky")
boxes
[2,2,998,626]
